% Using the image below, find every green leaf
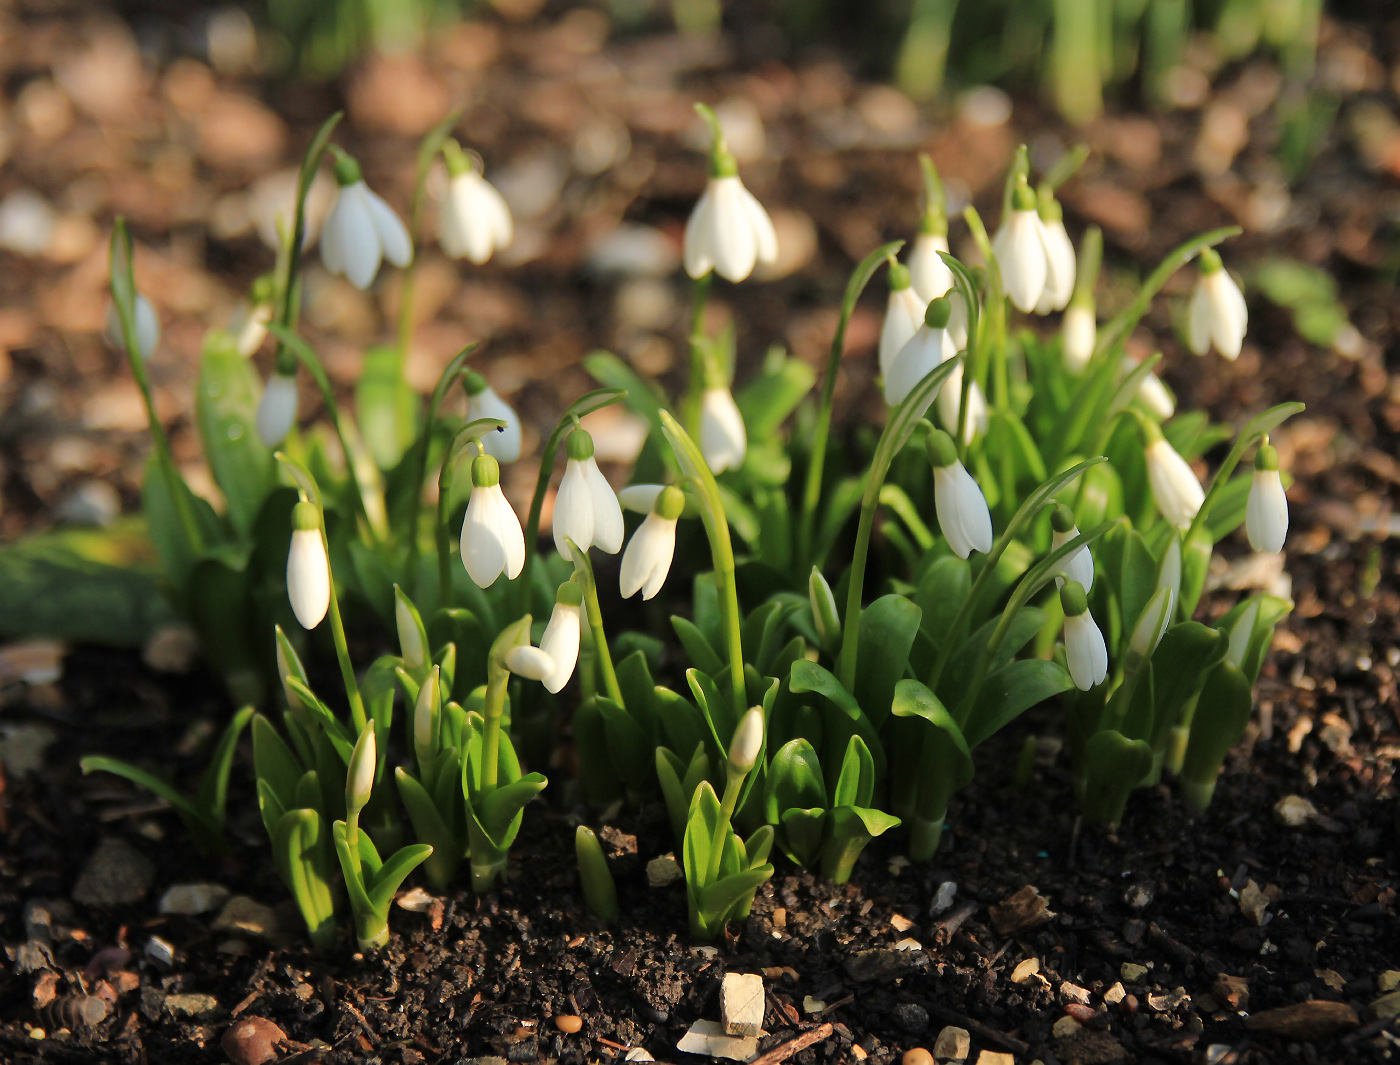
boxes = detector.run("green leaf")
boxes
[788,661,886,783]
[765,738,829,821]
[697,865,774,928]
[592,696,652,791]
[1079,730,1153,824]
[79,756,204,828]
[142,452,223,592]
[737,352,816,438]
[673,616,724,677]
[855,594,922,730]
[394,767,462,892]
[356,345,416,470]
[1147,622,1227,748]
[194,706,254,826]
[655,686,709,768]
[683,780,721,890]
[274,807,337,950]
[196,330,274,535]
[778,807,827,867]
[964,659,1073,749]
[366,843,435,913]
[253,714,305,808]
[1180,662,1253,808]
[915,556,972,649]
[832,735,875,809]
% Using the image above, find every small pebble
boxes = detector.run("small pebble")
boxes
[903,1049,934,1065]
[222,1015,287,1065]
[554,1014,583,1034]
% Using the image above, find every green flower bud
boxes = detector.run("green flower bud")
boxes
[471,453,501,489]
[925,427,959,470]
[924,296,951,329]
[292,499,320,532]
[565,428,595,461]
[1059,581,1089,618]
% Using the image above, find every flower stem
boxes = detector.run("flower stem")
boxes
[704,768,744,886]
[321,516,367,733]
[481,665,507,792]
[568,543,625,708]
[684,271,712,437]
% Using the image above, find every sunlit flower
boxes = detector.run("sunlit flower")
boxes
[886,297,950,406]
[505,645,555,682]
[460,453,525,587]
[320,149,412,290]
[907,232,953,303]
[1050,504,1094,592]
[539,583,583,694]
[1127,356,1175,420]
[463,371,522,464]
[1246,441,1287,554]
[699,386,747,473]
[286,500,329,630]
[1034,200,1075,314]
[1145,436,1204,531]
[553,428,624,555]
[683,128,777,283]
[728,706,765,773]
[935,362,988,446]
[256,371,299,447]
[1130,586,1172,658]
[880,263,927,378]
[1062,304,1096,373]
[620,485,684,600]
[1187,248,1247,360]
[992,179,1047,313]
[347,723,377,811]
[1060,582,1107,691]
[438,141,513,265]
[927,429,992,559]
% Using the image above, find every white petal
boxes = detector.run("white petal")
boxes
[1187,285,1212,356]
[737,181,778,265]
[1062,305,1096,373]
[620,513,676,599]
[506,645,554,681]
[134,295,160,359]
[934,463,992,559]
[683,184,717,279]
[618,483,665,513]
[708,177,759,283]
[1052,527,1095,592]
[936,363,987,446]
[496,489,526,579]
[1133,363,1176,420]
[944,290,968,354]
[468,386,522,463]
[287,528,330,629]
[320,190,348,276]
[462,486,508,586]
[699,387,747,473]
[553,459,596,555]
[1065,612,1108,690]
[1035,217,1076,313]
[907,233,953,301]
[539,602,582,693]
[1146,439,1204,530]
[994,210,1048,313]
[437,191,467,259]
[1207,271,1247,360]
[363,185,412,268]
[340,185,383,290]
[1246,469,1287,553]
[256,372,299,447]
[879,287,926,376]
[886,327,943,406]
[583,460,624,553]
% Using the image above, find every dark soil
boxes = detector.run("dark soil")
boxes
[0,4,1398,1065]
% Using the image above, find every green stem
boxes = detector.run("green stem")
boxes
[323,521,367,734]
[405,344,475,590]
[482,668,507,791]
[836,497,878,691]
[684,271,713,437]
[568,543,625,708]
[962,207,1004,424]
[274,113,342,368]
[705,769,744,886]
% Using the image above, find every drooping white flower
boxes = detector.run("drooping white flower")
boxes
[880,263,926,378]
[505,644,555,682]
[1060,582,1107,691]
[728,706,765,773]
[886,297,950,406]
[1187,248,1247,360]
[256,371,299,447]
[1034,203,1075,314]
[286,500,330,630]
[553,428,624,555]
[619,485,684,600]
[1246,441,1287,554]
[438,142,513,265]
[1062,304,1096,373]
[539,583,583,694]
[463,371,522,464]
[927,429,992,559]
[683,139,777,283]
[460,453,525,587]
[1127,356,1176,420]
[1144,436,1204,530]
[1050,504,1094,592]
[992,180,1048,314]
[618,483,666,513]
[106,294,160,360]
[935,362,988,446]
[699,386,747,473]
[907,232,953,303]
[320,149,412,291]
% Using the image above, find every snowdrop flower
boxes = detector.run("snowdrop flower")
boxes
[1130,586,1172,658]
[886,297,951,406]
[463,371,522,464]
[620,484,684,600]
[505,644,555,682]
[346,723,377,812]
[460,452,525,587]
[880,262,926,378]
[936,362,988,446]
[438,140,513,265]
[1050,504,1094,592]
[1246,440,1288,554]
[1143,427,1204,530]
[728,706,765,774]
[992,178,1047,314]
[683,109,777,283]
[926,429,993,559]
[553,428,624,555]
[105,293,160,360]
[618,483,666,513]
[808,566,840,652]
[538,582,583,694]
[1062,303,1096,373]
[908,154,953,301]
[1034,197,1075,314]
[256,371,299,447]
[1060,582,1107,691]
[699,386,747,473]
[1128,356,1175,420]
[286,500,330,630]
[1187,248,1247,360]
[320,148,412,290]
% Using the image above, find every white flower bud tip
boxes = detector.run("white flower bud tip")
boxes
[286,502,329,630]
[728,707,764,773]
[347,724,377,810]
[1145,437,1204,531]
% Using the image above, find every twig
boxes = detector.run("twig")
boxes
[340,999,379,1046]
[933,900,978,948]
[817,994,854,1015]
[749,1022,834,1065]
[929,1007,1029,1057]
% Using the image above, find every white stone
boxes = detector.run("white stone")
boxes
[145,936,175,968]
[676,1019,758,1062]
[930,881,957,915]
[721,972,765,1037]
[933,1025,970,1061]
[802,996,826,1014]
[1273,794,1317,827]
[1051,1015,1082,1038]
[158,883,231,916]
[646,854,683,887]
[0,190,56,256]
[1010,957,1040,984]
[1103,982,1127,1005]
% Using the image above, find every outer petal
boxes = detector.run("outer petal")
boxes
[320,191,348,276]
[994,210,1047,313]
[256,372,299,447]
[1246,469,1287,553]
[1146,440,1204,529]
[1186,285,1212,355]
[639,519,677,599]
[341,185,382,290]
[708,177,759,283]
[1207,271,1247,360]
[468,386,522,463]
[952,464,993,555]
[1062,304,1095,373]
[908,233,953,301]
[1137,369,1176,420]
[879,287,925,376]
[553,459,595,554]
[462,487,508,586]
[619,513,675,599]
[438,189,467,259]
[886,327,942,406]
[363,185,412,268]
[1066,613,1108,690]
[482,178,514,255]
[583,459,624,553]
[683,184,717,279]
[539,602,582,693]
[1035,217,1076,313]
[699,388,747,473]
[496,489,526,578]
[736,181,778,265]
[943,290,968,356]
[1052,527,1095,592]
[134,295,161,359]
[618,483,665,513]
[936,363,987,445]
[287,529,330,629]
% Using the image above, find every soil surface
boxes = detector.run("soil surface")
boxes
[0,4,1398,1065]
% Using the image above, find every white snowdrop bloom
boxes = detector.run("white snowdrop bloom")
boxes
[460,454,525,588]
[620,485,684,600]
[1187,248,1247,360]
[1050,505,1094,592]
[256,371,299,447]
[463,372,522,464]
[1145,436,1204,530]
[1128,357,1176,420]
[618,483,666,513]
[539,584,583,694]
[935,362,988,446]
[1226,598,1262,670]
[505,644,555,682]
[346,723,377,810]
[286,501,330,630]
[907,232,954,302]
[927,430,993,559]
[1062,303,1096,373]
[886,297,951,406]
[1246,442,1288,554]
[683,148,778,283]
[879,263,926,377]
[1034,204,1075,314]
[553,428,624,555]
[699,386,747,473]
[1060,583,1108,691]
[438,143,513,265]
[320,150,412,291]
[992,181,1048,314]
[1130,586,1172,658]
[728,706,765,773]
[106,294,160,360]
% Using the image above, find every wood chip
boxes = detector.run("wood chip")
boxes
[989,886,1054,937]
[1245,1001,1359,1039]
